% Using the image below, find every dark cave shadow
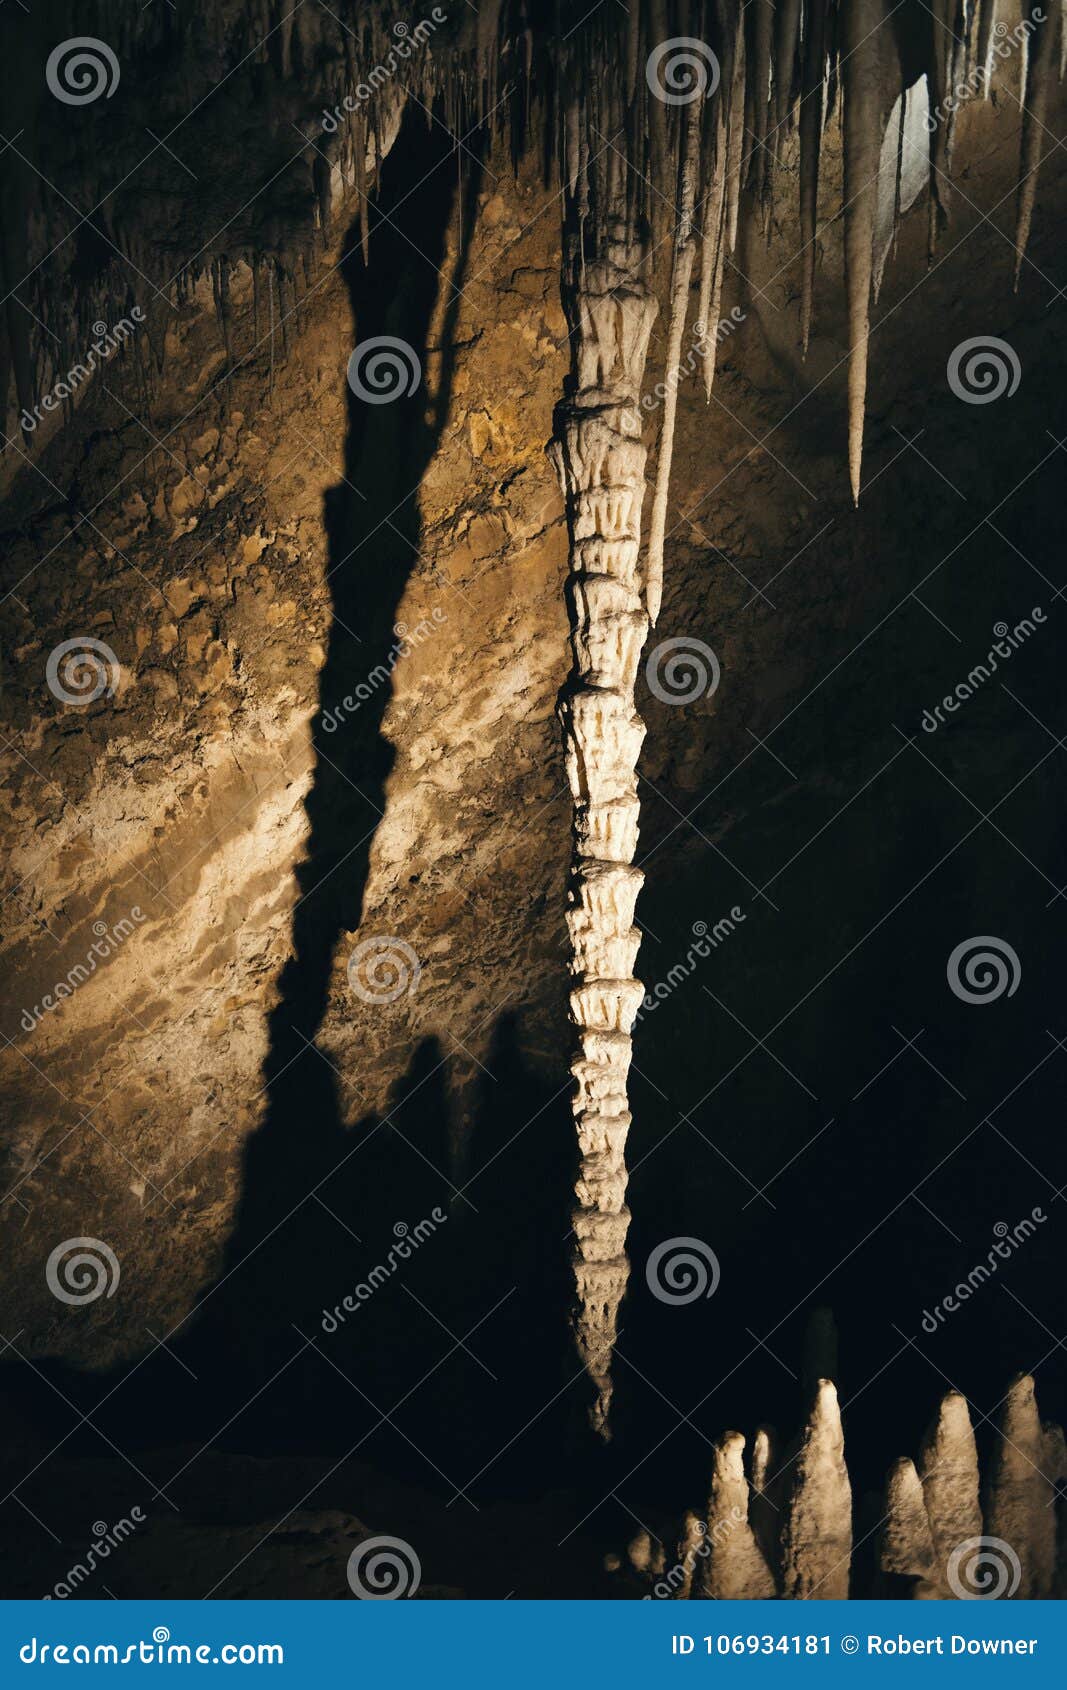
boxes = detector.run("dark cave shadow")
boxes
[180,113,486,1441]
[0,111,483,1469]
[0,112,584,1524]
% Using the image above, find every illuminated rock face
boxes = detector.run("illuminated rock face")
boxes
[549,228,657,1438]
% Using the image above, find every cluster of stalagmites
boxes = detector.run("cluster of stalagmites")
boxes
[548,226,658,1438]
[621,1371,1066,1600]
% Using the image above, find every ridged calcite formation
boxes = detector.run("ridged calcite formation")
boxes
[549,223,657,1438]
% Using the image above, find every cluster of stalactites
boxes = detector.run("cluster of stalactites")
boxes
[623,1365,1066,1599]
[0,0,502,445]
[5,3,1056,480]
[550,0,1059,507]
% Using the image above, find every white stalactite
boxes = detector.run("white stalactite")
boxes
[550,211,658,1438]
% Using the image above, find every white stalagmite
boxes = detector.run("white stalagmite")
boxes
[985,1374,1056,1598]
[779,1380,853,1599]
[617,1368,1063,1599]
[879,1456,941,1598]
[696,1431,777,1599]
[671,1510,706,1599]
[918,1390,982,1587]
[550,209,658,1438]
[749,1424,781,1573]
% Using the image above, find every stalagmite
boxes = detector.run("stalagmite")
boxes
[617,1365,1063,1599]
[985,1374,1056,1597]
[749,1424,781,1573]
[671,1510,706,1599]
[779,1380,853,1599]
[918,1390,982,1585]
[550,174,658,1437]
[878,1457,941,1598]
[696,1431,777,1598]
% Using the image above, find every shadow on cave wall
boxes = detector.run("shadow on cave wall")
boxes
[176,112,576,1483]
[0,109,577,1503]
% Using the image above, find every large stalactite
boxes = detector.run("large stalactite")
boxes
[550,198,658,1438]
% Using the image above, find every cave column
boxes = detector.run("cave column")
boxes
[549,214,658,1437]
